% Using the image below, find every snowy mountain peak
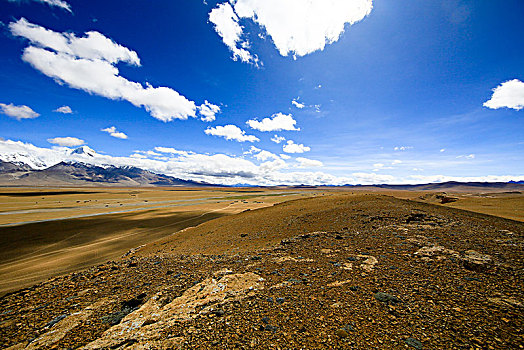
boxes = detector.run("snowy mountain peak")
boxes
[70,146,97,157]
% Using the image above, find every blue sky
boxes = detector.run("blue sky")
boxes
[0,0,523,185]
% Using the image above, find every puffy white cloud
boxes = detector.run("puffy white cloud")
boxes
[391,160,402,165]
[9,18,203,122]
[101,126,128,139]
[271,135,286,144]
[205,124,259,142]
[394,146,412,151]
[484,79,524,110]
[2,139,524,186]
[211,0,373,61]
[246,112,299,132]
[247,146,281,161]
[10,18,140,65]
[283,140,310,153]
[53,105,73,114]
[296,157,323,168]
[0,103,39,120]
[208,2,258,64]
[8,0,72,12]
[47,136,85,147]
[279,154,291,160]
[198,101,221,122]
[292,98,305,109]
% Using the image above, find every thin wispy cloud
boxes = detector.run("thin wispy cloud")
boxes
[47,136,84,147]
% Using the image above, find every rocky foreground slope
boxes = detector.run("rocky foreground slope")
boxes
[0,194,522,349]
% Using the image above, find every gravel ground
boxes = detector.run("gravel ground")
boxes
[1,194,522,349]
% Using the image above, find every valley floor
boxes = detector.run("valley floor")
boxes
[0,193,522,349]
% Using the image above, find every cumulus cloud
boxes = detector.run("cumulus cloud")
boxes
[246,112,299,132]
[245,146,281,161]
[280,154,291,160]
[198,100,221,122]
[101,126,128,139]
[2,139,524,186]
[53,105,73,114]
[9,18,207,122]
[292,98,305,109]
[210,0,373,61]
[283,140,310,153]
[47,136,84,147]
[296,157,323,168]
[205,124,259,142]
[484,79,524,110]
[8,0,72,12]
[0,103,39,120]
[208,2,258,64]
[271,135,286,144]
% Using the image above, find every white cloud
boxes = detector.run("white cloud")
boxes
[440,148,446,153]
[292,98,305,109]
[283,140,310,153]
[296,157,323,168]
[246,112,299,132]
[484,79,524,110]
[8,0,72,12]
[205,124,259,142]
[373,163,384,168]
[47,136,84,147]
[9,18,203,122]
[394,146,412,151]
[210,0,373,61]
[456,154,475,159]
[391,160,402,165]
[101,126,128,139]
[271,135,286,144]
[154,147,190,156]
[208,2,258,64]
[255,150,281,161]
[0,103,39,120]
[280,154,291,160]
[130,153,147,159]
[198,100,221,122]
[245,146,281,161]
[2,138,524,186]
[53,105,73,114]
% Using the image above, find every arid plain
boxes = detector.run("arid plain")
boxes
[0,187,314,295]
[0,186,523,349]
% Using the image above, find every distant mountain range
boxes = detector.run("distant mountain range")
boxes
[0,145,522,189]
[0,146,210,187]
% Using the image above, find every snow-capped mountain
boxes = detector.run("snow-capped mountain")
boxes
[0,143,211,187]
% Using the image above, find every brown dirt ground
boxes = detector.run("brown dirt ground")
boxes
[0,193,522,349]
